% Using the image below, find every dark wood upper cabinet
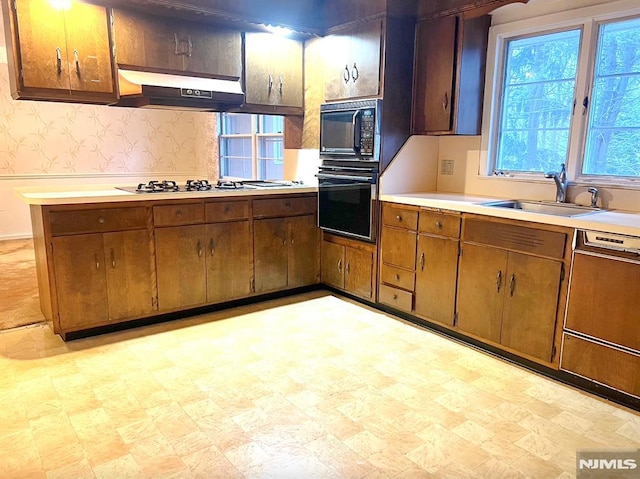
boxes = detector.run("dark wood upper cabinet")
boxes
[2,0,116,103]
[412,12,491,134]
[111,8,242,79]
[243,32,303,113]
[323,18,383,101]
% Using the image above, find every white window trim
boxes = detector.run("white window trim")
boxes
[218,113,284,180]
[480,0,640,187]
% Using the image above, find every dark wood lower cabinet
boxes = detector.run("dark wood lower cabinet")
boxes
[321,235,375,301]
[288,215,320,288]
[155,225,207,311]
[414,234,459,326]
[206,221,252,303]
[53,233,109,330]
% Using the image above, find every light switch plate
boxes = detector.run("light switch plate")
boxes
[441,159,454,175]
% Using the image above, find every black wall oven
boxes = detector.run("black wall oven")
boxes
[317,162,377,242]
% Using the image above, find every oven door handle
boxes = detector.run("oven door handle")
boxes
[316,173,374,182]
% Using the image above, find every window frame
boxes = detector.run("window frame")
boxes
[480,0,640,186]
[218,113,284,180]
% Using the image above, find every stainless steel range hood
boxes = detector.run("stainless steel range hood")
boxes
[113,69,245,111]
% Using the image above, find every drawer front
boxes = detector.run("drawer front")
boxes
[205,200,249,222]
[253,196,316,218]
[381,264,415,292]
[379,284,413,313]
[154,203,204,226]
[561,333,640,398]
[419,211,461,238]
[50,207,147,236]
[382,204,418,230]
[463,218,567,259]
[381,227,417,270]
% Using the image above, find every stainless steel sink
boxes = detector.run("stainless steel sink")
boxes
[481,200,604,217]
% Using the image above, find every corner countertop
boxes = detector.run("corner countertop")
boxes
[380,192,640,237]
[15,184,318,206]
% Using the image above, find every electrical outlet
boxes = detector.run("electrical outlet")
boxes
[441,159,454,175]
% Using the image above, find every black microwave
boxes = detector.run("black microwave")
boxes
[319,99,381,160]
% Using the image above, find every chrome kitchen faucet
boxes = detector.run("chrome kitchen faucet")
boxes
[544,163,568,203]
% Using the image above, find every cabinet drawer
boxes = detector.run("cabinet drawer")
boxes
[379,284,413,313]
[561,333,640,398]
[381,265,415,292]
[205,200,249,222]
[419,211,461,238]
[50,207,147,236]
[154,203,204,226]
[382,205,418,230]
[253,196,316,218]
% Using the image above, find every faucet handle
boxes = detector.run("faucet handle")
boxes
[588,186,599,208]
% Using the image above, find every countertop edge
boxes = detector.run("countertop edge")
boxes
[15,186,319,206]
[380,193,640,237]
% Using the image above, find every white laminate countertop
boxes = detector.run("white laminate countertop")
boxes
[380,192,640,237]
[15,184,318,206]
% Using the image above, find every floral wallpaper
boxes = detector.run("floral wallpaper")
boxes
[0,65,218,179]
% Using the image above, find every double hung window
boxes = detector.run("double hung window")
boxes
[218,113,284,180]
[485,3,640,183]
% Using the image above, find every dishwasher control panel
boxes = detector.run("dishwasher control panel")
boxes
[583,230,640,254]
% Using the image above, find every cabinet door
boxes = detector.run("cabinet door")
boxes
[206,221,252,303]
[380,227,417,270]
[288,215,319,288]
[254,218,288,292]
[501,253,562,362]
[322,31,351,101]
[52,234,108,329]
[112,10,183,72]
[347,18,382,99]
[456,243,506,343]
[413,16,456,133]
[64,2,113,93]
[565,252,640,352]
[321,241,344,289]
[414,235,459,326]
[155,225,206,310]
[13,0,69,90]
[345,246,373,300]
[184,23,242,78]
[244,33,302,107]
[103,229,154,321]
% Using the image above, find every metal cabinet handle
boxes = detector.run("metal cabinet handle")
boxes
[394,273,400,281]
[338,259,342,273]
[419,252,425,271]
[509,274,516,297]
[279,75,283,95]
[496,270,502,293]
[396,215,402,222]
[343,64,350,83]
[282,236,287,246]
[187,36,192,57]
[95,253,100,270]
[443,92,449,112]
[174,33,181,55]
[209,239,215,255]
[346,262,350,274]
[268,74,273,92]
[110,248,115,268]
[435,221,443,229]
[351,62,359,81]
[197,240,202,258]
[393,293,398,300]
[74,49,80,75]
[56,47,62,73]
[98,216,105,224]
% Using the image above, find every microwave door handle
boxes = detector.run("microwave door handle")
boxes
[352,111,361,154]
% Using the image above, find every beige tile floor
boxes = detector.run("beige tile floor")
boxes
[0,291,638,479]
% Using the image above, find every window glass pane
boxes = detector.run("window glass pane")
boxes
[221,113,253,134]
[221,158,253,178]
[258,136,283,179]
[259,115,284,134]
[583,17,640,177]
[495,29,581,173]
[220,137,252,178]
